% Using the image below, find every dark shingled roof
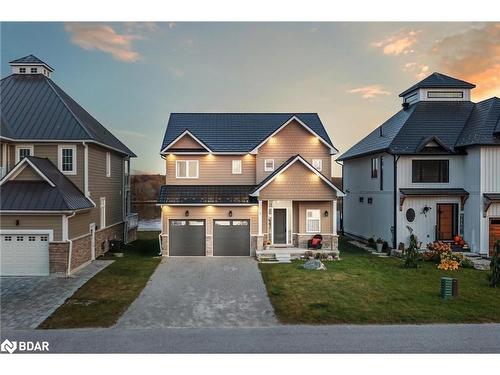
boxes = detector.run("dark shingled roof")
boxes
[0,74,135,156]
[399,72,475,97]
[399,188,469,197]
[456,97,500,147]
[160,113,335,153]
[158,185,258,205]
[0,156,94,211]
[9,54,54,71]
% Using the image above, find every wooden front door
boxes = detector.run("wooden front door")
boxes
[489,219,500,256]
[437,203,458,241]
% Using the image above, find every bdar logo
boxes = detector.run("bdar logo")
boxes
[1,339,17,354]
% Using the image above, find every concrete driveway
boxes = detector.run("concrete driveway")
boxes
[0,260,112,330]
[117,257,277,328]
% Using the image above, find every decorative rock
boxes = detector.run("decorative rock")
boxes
[303,259,327,270]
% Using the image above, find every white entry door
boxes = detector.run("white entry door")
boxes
[0,233,50,276]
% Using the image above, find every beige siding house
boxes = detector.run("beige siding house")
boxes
[158,113,344,258]
[0,55,137,276]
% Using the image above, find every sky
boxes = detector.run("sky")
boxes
[1,22,499,175]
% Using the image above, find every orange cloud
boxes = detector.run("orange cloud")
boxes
[347,85,391,99]
[372,30,419,55]
[65,23,149,62]
[428,23,500,99]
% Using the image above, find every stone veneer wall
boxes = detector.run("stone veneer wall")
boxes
[293,234,339,251]
[95,223,124,257]
[49,242,69,274]
[127,227,137,243]
[71,234,92,271]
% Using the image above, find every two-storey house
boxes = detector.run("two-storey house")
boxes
[0,55,137,276]
[157,113,344,256]
[338,72,500,256]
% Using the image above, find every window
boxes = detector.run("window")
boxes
[28,236,36,241]
[264,159,274,172]
[30,67,37,73]
[106,152,111,177]
[124,160,129,176]
[306,209,321,233]
[367,197,373,204]
[312,159,323,171]
[412,160,449,183]
[40,236,48,241]
[17,236,24,241]
[371,157,378,178]
[58,146,76,174]
[19,67,26,74]
[359,197,364,203]
[232,160,242,174]
[427,91,463,98]
[100,197,106,228]
[16,145,33,163]
[4,236,12,241]
[176,160,199,178]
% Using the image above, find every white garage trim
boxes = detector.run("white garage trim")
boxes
[0,229,54,242]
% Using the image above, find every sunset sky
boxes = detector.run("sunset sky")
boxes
[1,22,499,175]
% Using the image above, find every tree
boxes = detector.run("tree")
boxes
[404,226,420,269]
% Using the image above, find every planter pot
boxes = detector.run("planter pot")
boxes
[376,243,383,253]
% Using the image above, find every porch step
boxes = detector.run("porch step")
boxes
[275,253,292,263]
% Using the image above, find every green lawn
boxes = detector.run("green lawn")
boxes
[259,237,500,324]
[39,231,161,329]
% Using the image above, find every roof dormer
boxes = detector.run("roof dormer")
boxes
[9,54,54,78]
[400,72,475,107]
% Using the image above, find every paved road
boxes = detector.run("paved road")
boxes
[0,261,113,330]
[2,324,499,353]
[117,257,277,328]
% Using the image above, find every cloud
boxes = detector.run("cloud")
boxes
[65,23,155,62]
[112,129,148,139]
[372,30,419,55]
[347,85,391,99]
[427,23,500,99]
[404,62,429,79]
[168,66,184,78]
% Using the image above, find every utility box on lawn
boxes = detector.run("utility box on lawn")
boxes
[441,277,458,299]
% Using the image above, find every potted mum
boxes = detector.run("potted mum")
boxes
[376,238,384,253]
[264,240,271,250]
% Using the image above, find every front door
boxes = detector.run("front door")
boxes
[437,203,458,241]
[273,208,287,244]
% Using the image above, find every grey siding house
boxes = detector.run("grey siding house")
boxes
[338,72,500,256]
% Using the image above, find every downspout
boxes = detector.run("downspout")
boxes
[65,212,76,275]
[335,159,344,235]
[83,141,89,197]
[393,154,400,249]
[158,206,164,256]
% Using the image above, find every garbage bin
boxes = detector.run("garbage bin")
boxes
[441,277,458,299]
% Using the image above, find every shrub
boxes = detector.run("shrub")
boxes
[422,250,440,262]
[404,230,421,269]
[367,237,376,249]
[438,259,460,271]
[460,257,475,269]
[382,241,390,253]
[488,241,500,288]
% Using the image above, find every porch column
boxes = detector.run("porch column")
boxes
[258,200,263,236]
[332,199,337,235]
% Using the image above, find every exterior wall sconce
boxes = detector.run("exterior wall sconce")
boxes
[185,210,189,217]
[15,219,20,226]
[228,210,233,217]
[324,210,329,217]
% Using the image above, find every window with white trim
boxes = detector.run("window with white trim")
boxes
[58,145,76,174]
[30,67,37,73]
[100,197,106,228]
[371,157,378,178]
[16,145,33,163]
[19,67,26,74]
[312,159,323,171]
[264,159,274,172]
[176,160,199,178]
[306,209,321,233]
[232,160,242,174]
[106,152,111,177]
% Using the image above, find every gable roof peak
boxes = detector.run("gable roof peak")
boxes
[399,72,476,97]
[9,54,54,71]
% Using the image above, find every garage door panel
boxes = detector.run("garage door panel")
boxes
[1,234,50,276]
[169,220,205,256]
[214,220,250,256]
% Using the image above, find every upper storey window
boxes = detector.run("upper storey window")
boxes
[30,67,38,73]
[19,67,26,74]
[371,157,379,178]
[232,160,242,174]
[15,145,34,163]
[58,145,76,175]
[176,160,199,178]
[412,159,449,183]
[264,159,274,172]
[312,159,323,171]
[427,91,463,99]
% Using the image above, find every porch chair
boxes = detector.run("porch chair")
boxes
[307,234,323,250]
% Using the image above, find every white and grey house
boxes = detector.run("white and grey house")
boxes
[337,72,500,256]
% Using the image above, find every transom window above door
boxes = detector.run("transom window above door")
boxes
[176,160,199,178]
[58,145,76,174]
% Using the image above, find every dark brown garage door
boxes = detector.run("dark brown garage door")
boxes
[490,219,500,256]
[169,220,205,256]
[213,220,250,256]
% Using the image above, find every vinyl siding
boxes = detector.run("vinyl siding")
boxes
[68,210,93,239]
[165,154,256,185]
[297,201,332,233]
[14,165,43,180]
[169,134,204,149]
[161,205,259,235]
[258,162,337,200]
[0,215,63,241]
[256,119,332,183]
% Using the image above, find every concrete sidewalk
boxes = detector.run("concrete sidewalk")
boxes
[2,324,499,353]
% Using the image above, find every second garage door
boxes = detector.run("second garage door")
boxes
[1,233,50,276]
[169,220,206,256]
[213,220,250,256]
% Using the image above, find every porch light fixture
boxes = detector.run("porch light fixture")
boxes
[228,210,233,217]
[324,210,329,217]
[184,210,189,217]
[15,219,20,226]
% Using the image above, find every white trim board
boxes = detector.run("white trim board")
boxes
[250,155,345,197]
[160,130,212,154]
[249,116,338,155]
[0,157,55,187]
